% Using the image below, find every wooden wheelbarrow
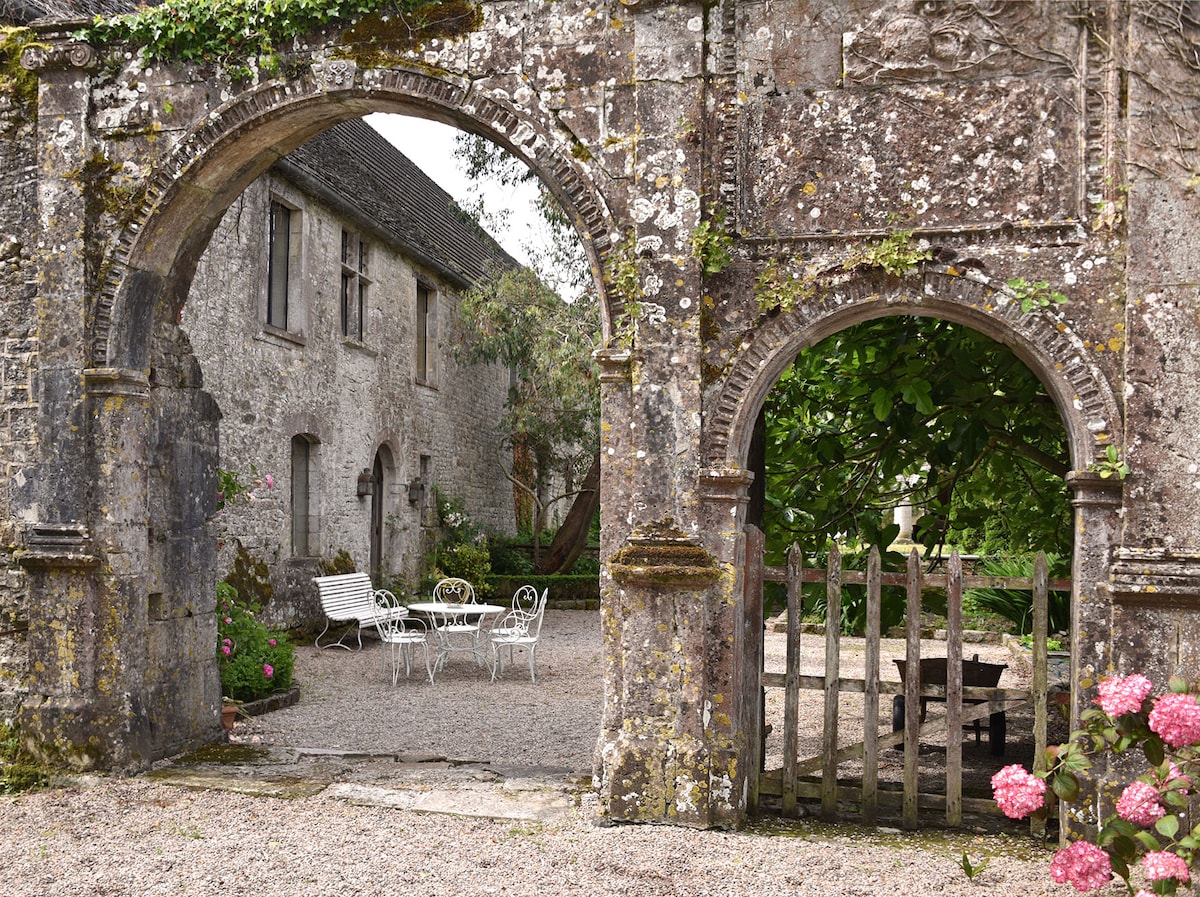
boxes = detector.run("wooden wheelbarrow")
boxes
[891,655,1008,756]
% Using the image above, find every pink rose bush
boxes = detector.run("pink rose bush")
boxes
[993,674,1200,895]
[216,581,294,703]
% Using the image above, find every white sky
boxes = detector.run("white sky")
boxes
[365,113,544,269]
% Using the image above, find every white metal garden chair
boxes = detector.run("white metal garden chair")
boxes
[488,584,541,642]
[488,587,548,682]
[370,589,433,686]
[429,577,486,671]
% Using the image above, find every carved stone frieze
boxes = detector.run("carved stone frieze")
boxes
[843,1,1077,85]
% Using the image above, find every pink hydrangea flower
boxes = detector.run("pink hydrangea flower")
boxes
[1096,674,1153,716]
[224,617,232,624]
[221,645,231,656]
[1149,693,1200,748]
[268,638,276,647]
[1050,840,1112,892]
[1143,850,1190,883]
[263,663,274,679]
[991,764,1046,819]
[1116,780,1165,826]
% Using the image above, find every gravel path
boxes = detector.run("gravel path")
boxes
[0,610,1092,896]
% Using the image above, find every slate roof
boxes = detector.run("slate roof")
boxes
[0,0,133,24]
[276,117,518,291]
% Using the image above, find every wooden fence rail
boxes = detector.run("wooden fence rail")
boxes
[753,538,1065,832]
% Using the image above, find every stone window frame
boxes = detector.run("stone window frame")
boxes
[339,228,370,342]
[290,433,321,557]
[261,184,308,344]
[415,279,438,387]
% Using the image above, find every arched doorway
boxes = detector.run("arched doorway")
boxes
[697,267,1125,826]
[753,311,1073,825]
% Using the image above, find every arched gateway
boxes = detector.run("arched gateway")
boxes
[5,2,1200,832]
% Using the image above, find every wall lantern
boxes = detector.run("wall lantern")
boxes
[356,469,373,498]
[407,479,425,505]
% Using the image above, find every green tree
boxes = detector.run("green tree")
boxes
[762,316,1071,567]
[453,265,600,570]
[451,132,601,572]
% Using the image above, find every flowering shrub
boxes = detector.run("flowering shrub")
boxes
[992,674,1200,895]
[216,581,294,703]
[216,464,274,511]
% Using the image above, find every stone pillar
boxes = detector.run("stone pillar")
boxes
[593,2,741,826]
[1063,470,1123,838]
[15,34,123,768]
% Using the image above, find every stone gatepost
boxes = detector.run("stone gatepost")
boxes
[1064,470,1124,838]
[16,34,128,768]
[592,3,747,826]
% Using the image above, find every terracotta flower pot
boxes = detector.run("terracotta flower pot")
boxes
[220,704,239,731]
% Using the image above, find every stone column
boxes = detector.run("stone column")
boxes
[15,34,122,768]
[594,1,743,826]
[1063,470,1123,838]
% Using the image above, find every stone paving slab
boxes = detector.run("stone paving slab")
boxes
[146,743,583,823]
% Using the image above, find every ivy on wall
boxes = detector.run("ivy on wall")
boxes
[80,0,475,75]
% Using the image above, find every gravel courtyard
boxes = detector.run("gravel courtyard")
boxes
[0,609,1089,896]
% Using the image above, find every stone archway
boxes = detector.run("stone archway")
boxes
[696,265,1126,825]
[17,31,626,774]
[706,267,1121,475]
[10,2,1200,835]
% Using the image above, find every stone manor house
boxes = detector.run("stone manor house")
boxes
[185,117,516,628]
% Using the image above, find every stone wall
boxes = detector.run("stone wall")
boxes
[183,170,513,629]
[0,86,37,721]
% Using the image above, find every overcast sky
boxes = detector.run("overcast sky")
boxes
[365,113,544,268]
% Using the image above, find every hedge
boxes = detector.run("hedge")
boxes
[484,574,600,609]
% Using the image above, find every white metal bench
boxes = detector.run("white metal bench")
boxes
[312,572,406,650]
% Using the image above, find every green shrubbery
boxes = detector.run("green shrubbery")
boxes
[217,582,295,703]
[964,553,1071,635]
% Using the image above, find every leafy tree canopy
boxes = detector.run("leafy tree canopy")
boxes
[454,264,599,462]
[762,315,1071,567]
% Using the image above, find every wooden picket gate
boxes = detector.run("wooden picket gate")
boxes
[744,527,1070,831]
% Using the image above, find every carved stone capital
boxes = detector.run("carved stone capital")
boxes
[699,467,754,507]
[85,367,150,400]
[21,41,97,73]
[1066,469,1124,509]
[594,347,633,383]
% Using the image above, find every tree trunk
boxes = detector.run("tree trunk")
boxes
[537,452,600,575]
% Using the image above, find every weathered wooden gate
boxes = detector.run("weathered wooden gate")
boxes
[745,527,1068,832]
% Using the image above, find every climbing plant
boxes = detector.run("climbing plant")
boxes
[81,0,472,76]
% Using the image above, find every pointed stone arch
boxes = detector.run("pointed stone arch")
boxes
[704,265,1123,476]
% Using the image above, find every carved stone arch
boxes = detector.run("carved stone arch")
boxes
[98,62,620,369]
[704,264,1123,476]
